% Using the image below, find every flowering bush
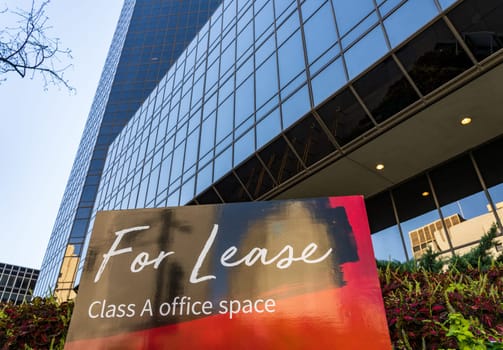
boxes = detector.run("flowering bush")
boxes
[379,263,503,349]
[0,296,73,350]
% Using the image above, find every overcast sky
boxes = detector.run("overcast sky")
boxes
[0,0,123,269]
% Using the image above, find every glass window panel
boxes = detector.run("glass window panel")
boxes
[474,137,503,217]
[341,11,379,49]
[256,108,281,149]
[439,0,459,10]
[234,128,255,166]
[136,178,149,208]
[215,173,250,202]
[167,189,180,207]
[236,55,253,86]
[220,42,236,77]
[196,187,222,205]
[170,143,185,182]
[255,0,274,39]
[311,57,346,105]
[392,175,441,260]
[395,19,473,96]
[214,147,233,181]
[185,129,200,170]
[196,161,213,194]
[384,0,438,48]
[332,0,375,35]
[259,136,304,183]
[353,56,419,123]
[285,114,336,166]
[344,25,388,79]
[430,156,496,254]
[256,54,278,108]
[303,3,338,63]
[448,0,503,62]
[203,92,217,120]
[235,114,254,139]
[278,30,305,88]
[276,8,300,45]
[366,191,397,233]
[81,185,97,203]
[236,155,276,198]
[145,165,160,205]
[216,95,234,143]
[206,59,219,91]
[301,0,324,21]
[235,75,255,125]
[372,226,408,262]
[378,0,402,18]
[274,0,295,20]
[215,133,233,157]
[281,85,310,129]
[200,113,216,157]
[237,22,254,58]
[179,177,195,205]
[255,35,275,67]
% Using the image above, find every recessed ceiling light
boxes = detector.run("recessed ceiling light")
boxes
[376,164,384,170]
[460,116,472,125]
[422,191,430,197]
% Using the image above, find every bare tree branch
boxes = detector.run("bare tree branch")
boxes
[0,0,74,91]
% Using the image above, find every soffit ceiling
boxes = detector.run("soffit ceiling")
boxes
[276,61,503,200]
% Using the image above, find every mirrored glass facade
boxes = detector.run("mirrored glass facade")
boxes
[39,0,503,297]
[35,0,222,300]
[0,263,39,305]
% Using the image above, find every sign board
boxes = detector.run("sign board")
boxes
[65,196,391,349]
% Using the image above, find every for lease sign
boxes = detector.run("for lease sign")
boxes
[65,196,392,349]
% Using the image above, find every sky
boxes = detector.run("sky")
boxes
[0,0,123,269]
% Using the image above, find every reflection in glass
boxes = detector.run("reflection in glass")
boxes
[341,11,379,49]
[353,57,419,124]
[438,0,458,10]
[393,175,444,259]
[281,85,310,129]
[447,0,503,61]
[285,114,335,167]
[344,25,388,79]
[234,128,255,166]
[384,0,438,48]
[311,57,346,105]
[278,31,305,88]
[214,147,232,181]
[236,156,275,198]
[256,108,281,149]
[259,136,304,183]
[303,3,338,64]
[372,226,407,262]
[196,161,213,194]
[395,19,473,96]
[317,88,373,147]
[215,173,250,202]
[256,54,278,109]
[473,137,503,230]
[332,0,375,36]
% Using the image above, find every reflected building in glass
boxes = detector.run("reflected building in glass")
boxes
[38,0,503,298]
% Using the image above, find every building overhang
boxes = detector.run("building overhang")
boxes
[275,56,503,200]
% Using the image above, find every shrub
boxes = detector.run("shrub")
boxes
[0,296,73,350]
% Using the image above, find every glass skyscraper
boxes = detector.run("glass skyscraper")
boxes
[34,0,222,300]
[38,0,503,299]
[0,263,39,304]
